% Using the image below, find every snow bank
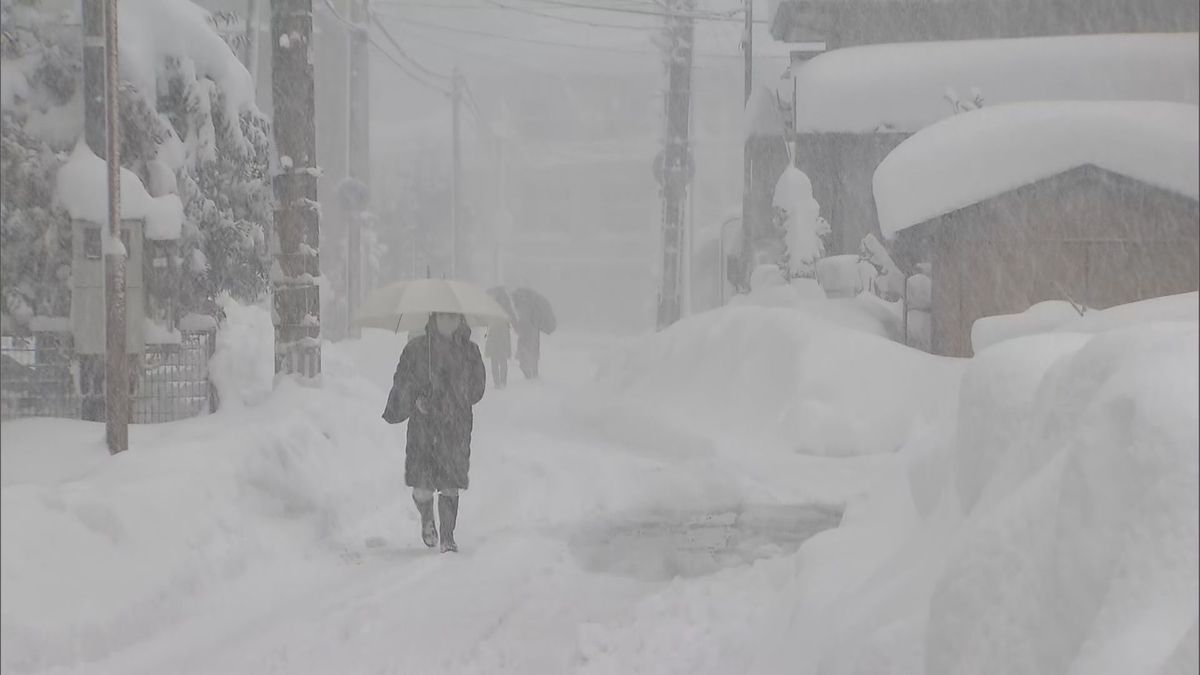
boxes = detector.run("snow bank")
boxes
[1056,291,1198,334]
[576,302,1199,675]
[971,300,1085,352]
[874,101,1200,236]
[588,305,961,459]
[0,300,405,674]
[973,292,1199,352]
[731,268,904,341]
[793,32,1199,133]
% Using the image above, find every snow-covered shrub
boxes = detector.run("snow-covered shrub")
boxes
[772,166,830,278]
[0,0,271,329]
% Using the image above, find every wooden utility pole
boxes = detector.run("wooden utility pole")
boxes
[101,0,129,453]
[450,66,463,279]
[346,0,370,336]
[655,0,695,329]
[271,0,321,376]
[740,0,753,291]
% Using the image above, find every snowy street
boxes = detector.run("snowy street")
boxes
[3,0,1196,672]
[2,325,880,675]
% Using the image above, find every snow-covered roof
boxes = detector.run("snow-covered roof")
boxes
[56,141,185,240]
[873,101,1200,237]
[792,33,1199,133]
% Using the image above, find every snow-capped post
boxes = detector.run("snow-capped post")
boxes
[102,0,129,453]
[271,0,321,377]
[655,0,696,330]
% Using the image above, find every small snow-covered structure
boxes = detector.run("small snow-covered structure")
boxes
[876,101,1200,356]
[773,166,829,277]
[786,32,1199,254]
[55,142,150,355]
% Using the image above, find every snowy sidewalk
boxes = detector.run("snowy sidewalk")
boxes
[2,331,871,675]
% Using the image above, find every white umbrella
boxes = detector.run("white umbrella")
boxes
[354,279,511,333]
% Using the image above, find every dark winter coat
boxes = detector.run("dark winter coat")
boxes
[382,320,486,490]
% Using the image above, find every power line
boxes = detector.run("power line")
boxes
[517,0,766,23]
[481,0,659,30]
[374,13,747,58]
[318,0,452,95]
[372,0,769,23]
[369,10,453,80]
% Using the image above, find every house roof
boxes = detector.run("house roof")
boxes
[873,101,1200,238]
[791,32,1199,133]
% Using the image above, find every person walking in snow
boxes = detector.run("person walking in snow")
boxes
[382,313,486,553]
[484,322,512,389]
[510,287,556,380]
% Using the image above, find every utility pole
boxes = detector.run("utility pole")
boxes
[450,66,463,279]
[79,0,106,423]
[101,0,129,453]
[271,0,321,376]
[346,0,370,337]
[655,0,695,329]
[740,0,753,292]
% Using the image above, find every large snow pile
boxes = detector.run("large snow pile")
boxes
[792,32,1199,133]
[874,101,1200,236]
[971,300,1086,353]
[729,264,904,341]
[574,304,1199,675]
[0,301,405,674]
[1055,291,1199,334]
[586,304,961,459]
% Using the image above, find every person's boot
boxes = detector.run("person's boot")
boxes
[413,494,437,548]
[438,494,459,553]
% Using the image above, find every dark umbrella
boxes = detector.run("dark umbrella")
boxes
[511,287,556,334]
[486,286,518,324]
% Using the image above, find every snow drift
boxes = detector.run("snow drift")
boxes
[0,302,406,674]
[587,305,960,458]
[575,301,1199,675]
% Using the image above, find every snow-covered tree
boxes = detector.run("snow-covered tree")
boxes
[1,0,79,327]
[772,166,830,278]
[0,0,271,331]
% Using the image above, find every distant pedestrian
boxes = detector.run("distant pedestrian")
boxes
[484,322,511,389]
[511,287,556,380]
[382,312,486,553]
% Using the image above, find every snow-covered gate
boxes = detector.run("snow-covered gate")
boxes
[0,327,218,423]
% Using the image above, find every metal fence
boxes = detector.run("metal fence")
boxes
[1,330,217,424]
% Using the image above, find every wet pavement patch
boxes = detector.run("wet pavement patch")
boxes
[569,504,843,581]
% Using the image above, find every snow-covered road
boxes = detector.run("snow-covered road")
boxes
[19,334,857,675]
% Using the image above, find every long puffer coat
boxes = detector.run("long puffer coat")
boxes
[383,319,486,490]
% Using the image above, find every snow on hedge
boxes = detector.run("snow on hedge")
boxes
[578,305,1199,675]
[873,101,1200,237]
[119,0,258,120]
[54,142,185,239]
[792,32,1199,133]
